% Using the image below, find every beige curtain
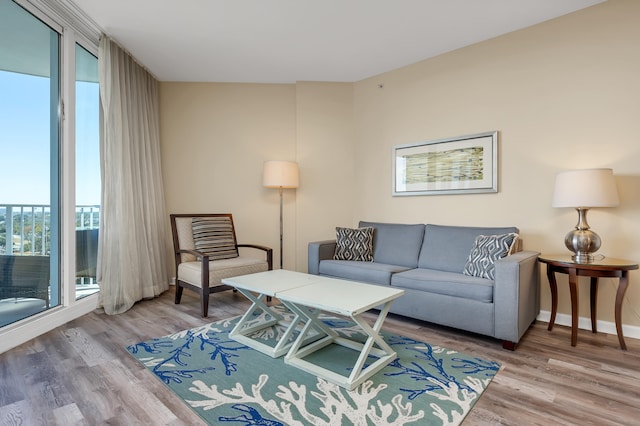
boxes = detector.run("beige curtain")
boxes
[97,35,169,314]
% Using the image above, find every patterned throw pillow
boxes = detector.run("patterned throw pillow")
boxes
[191,217,239,261]
[462,233,519,280]
[333,227,374,262]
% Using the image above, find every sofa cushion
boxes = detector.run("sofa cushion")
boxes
[418,224,519,273]
[333,227,374,261]
[359,221,425,268]
[391,268,494,303]
[319,260,411,286]
[463,233,519,280]
[192,217,239,260]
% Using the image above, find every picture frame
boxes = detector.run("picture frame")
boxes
[392,131,498,196]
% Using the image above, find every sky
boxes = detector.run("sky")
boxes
[0,70,100,206]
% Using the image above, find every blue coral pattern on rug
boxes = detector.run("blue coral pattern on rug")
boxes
[127,306,500,425]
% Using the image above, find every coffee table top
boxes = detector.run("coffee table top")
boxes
[221,269,314,296]
[276,275,405,317]
[223,270,405,316]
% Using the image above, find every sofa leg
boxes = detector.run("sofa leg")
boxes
[502,340,516,351]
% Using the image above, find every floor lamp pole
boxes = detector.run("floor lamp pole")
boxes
[279,186,284,269]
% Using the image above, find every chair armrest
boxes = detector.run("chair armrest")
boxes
[493,250,540,343]
[237,243,271,252]
[308,240,336,274]
[237,244,273,270]
[176,248,207,261]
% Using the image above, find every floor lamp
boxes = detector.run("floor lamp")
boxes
[263,160,299,269]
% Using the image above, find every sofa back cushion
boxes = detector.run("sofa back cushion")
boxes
[359,221,425,268]
[418,224,519,273]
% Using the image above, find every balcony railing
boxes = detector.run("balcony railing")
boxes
[0,204,100,255]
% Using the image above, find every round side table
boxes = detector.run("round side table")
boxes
[538,254,638,350]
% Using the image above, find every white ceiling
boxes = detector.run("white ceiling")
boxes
[71,0,605,83]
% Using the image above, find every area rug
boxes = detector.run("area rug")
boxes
[127,305,500,425]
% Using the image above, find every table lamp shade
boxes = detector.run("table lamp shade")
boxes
[552,168,619,208]
[263,161,299,188]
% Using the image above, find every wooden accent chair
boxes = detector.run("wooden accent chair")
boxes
[170,214,273,317]
[0,255,50,307]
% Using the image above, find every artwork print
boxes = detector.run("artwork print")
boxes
[393,131,498,196]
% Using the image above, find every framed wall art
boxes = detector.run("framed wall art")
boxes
[392,131,498,196]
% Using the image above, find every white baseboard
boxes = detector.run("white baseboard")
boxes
[537,310,640,341]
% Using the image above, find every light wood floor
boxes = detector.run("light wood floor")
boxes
[1,287,639,425]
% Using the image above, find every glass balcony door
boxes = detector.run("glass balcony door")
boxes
[0,0,60,326]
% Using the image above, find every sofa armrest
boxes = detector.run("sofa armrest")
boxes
[493,250,540,344]
[308,240,336,274]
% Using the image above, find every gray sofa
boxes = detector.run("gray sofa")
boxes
[308,222,540,349]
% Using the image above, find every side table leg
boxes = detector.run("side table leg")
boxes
[547,266,558,331]
[568,268,579,347]
[590,277,598,333]
[615,272,630,351]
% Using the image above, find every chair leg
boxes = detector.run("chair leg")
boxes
[201,290,209,317]
[175,284,184,304]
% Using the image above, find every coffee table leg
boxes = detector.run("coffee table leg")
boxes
[230,289,308,358]
[230,290,282,338]
[284,300,397,390]
[281,301,336,357]
[346,302,396,387]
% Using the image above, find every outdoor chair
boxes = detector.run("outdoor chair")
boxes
[170,213,273,317]
[76,228,98,280]
[0,255,50,308]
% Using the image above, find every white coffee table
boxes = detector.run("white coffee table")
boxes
[222,269,322,358]
[224,270,405,389]
[277,277,404,390]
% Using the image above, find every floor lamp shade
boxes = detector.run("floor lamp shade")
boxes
[263,160,299,270]
[263,161,299,189]
[552,168,619,263]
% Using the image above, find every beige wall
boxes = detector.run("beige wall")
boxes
[160,0,640,327]
[160,81,356,272]
[295,82,356,271]
[352,0,640,326]
[159,83,299,269]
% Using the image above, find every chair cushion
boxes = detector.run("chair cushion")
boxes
[178,257,268,288]
[192,217,238,260]
[333,227,374,262]
[463,233,519,280]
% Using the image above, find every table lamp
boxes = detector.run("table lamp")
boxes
[552,168,619,263]
[263,160,299,269]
